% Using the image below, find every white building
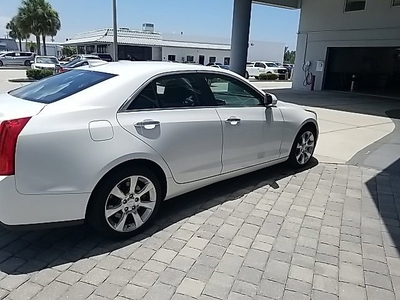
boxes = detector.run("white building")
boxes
[63,24,285,65]
[21,41,63,57]
[292,0,400,95]
[248,0,400,95]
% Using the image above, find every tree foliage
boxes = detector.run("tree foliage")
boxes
[6,16,29,51]
[10,0,61,55]
[284,47,296,64]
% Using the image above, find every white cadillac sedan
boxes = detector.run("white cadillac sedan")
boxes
[0,62,318,238]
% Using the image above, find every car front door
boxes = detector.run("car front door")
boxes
[117,73,222,183]
[3,53,15,65]
[199,72,284,173]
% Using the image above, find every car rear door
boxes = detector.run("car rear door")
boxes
[117,72,223,184]
[198,72,284,173]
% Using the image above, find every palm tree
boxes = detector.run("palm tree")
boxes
[6,16,29,51]
[17,0,61,55]
[41,6,61,55]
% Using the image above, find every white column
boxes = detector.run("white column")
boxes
[230,0,252,76]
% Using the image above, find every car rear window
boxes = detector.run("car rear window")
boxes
[9,70,116,104]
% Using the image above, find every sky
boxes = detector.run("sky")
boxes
[0,0,300,49]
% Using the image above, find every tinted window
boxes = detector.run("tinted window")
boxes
[203,74,262,107]
[9,70,116,104]
[155,74,202,108]
[128,74,203,109]
[266,63,276,67]
[127,85,159,110]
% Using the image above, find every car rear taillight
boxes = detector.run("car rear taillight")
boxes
[0,117,31,175]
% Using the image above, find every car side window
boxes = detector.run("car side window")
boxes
[127,84,160,110]
[202,74,263,107]
[155,74,202,108]
[127,74,203,110]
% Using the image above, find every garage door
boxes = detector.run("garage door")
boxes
[324,47,400,97]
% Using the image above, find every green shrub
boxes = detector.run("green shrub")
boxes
[259,73,278,81]
[26,69,54,80]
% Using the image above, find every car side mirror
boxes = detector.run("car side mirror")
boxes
[263,93,278,107]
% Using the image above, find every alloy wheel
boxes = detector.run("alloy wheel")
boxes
[104,175,157,233]
[295,130,315,165]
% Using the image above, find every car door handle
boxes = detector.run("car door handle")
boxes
[135,120,160,130]
[225,117,241,126]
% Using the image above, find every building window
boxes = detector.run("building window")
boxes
[167,55,176,61]
[345,0,366,12]
[186,55,194,62]
[77,46,85,54]
[224,57,230,65]
[393,0,400,6]
[97,44,108,53]
[209,57,216,64]
[85,45,95,54]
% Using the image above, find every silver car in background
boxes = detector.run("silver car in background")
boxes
[0,51,36,67]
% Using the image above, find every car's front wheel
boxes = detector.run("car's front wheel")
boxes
[289,126,316,168]
[0,61,3,66]
[244,71,249,79]
[87,166,162,238]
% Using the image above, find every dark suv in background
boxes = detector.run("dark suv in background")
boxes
[91,53,113,62]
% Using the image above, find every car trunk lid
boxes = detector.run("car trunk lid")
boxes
[0,93,46,122]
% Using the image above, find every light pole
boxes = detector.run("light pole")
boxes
[112,0,118,61]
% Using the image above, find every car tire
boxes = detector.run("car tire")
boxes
[24,60,31,66]
[244,71,249,79]
[255,76,259,80]
[87,166,163,238]
[288,125,316,168]
[0,61,3,66]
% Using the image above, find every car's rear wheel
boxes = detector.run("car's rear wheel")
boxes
[255,76,259,80]
[0,61,3,66]
[87,167,162,238]
[289,126,316,168]
[244,71,249,79]
[24,60,31,66]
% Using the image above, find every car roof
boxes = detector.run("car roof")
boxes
[89,61,233,77]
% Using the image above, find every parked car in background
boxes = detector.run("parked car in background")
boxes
[0,52,35,67]
[31,56,60,71]
[246,61,288,80]
[91,53,113,62]
[0,61,318,238]
[56,58,108,73]
[209,64,230,70]
[283,63,294,78]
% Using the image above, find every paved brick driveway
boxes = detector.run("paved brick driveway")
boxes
[0,161,399,300]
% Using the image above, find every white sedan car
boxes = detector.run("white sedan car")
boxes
[31,56,59,70]
[0,62,318,238]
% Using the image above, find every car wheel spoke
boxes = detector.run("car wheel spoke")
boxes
[111,186,126,200]
[139,201,155,210]
[137,183,153,198]
[105,205,122,218]
[132,211,144,228]
[129,176,139,194]
[115,213,128,231]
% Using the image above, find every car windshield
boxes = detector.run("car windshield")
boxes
[9,70,116,104]
[36,57,58,64]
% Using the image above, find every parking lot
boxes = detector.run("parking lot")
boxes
[0,69,400,300]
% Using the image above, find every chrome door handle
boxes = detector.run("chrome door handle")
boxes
[225,117,241,126]
[135,120,160,130]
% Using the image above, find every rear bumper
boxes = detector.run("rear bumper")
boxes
[0,176,90,228]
